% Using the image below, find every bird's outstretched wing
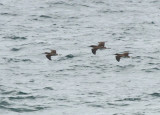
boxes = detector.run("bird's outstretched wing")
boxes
[51,50,56,54]
[124,52,129,56]
[44,52,50,54]
[92,48,98,55]
[116,56,120,62]
[98,42,105,47]
[89,45,97,47]
[46,54,51,60]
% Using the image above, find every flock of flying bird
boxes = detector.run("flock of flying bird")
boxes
[44,42,131,62]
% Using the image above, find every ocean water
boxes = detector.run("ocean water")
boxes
[0,0,160,115]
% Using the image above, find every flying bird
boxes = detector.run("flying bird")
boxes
[114,52,130,62]
[44,50,58,60]
[89,42,110,55]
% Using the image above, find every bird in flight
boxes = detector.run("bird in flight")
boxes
[44,50,58,60]
[114,52,130,62]
[89,42,110,55]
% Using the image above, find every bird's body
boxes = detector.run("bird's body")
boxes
[90,42,109,55]
[44,50,58,60]
[114,52,130,62]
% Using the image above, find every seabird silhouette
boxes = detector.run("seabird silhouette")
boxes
[89,42,110,55]
[44,50,58,60]
[114,52,130,62]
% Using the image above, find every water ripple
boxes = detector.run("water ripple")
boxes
[150,93,160,97]
[1,90,16,95]
[107,103,129,107]
[11,48,22,51]
[39,15,52,18]
[8,105,48,112]
[16,91,29,95]
[116,97,141,101]
[3,57,32,63]
[0,100,11,106]
[65,54,74,58]
[43,87,54,90]
[8,107,36,112]
[4,36,27,40]
[88,104,104,108]
[0,13,17,16]
[57,54,75,61]
[8,96,36,100]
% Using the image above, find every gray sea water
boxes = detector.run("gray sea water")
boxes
[0,0,160,115]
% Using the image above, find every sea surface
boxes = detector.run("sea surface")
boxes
[0,0,160,115]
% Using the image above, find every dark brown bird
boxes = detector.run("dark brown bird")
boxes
[114,52,130,62]
[44,50,58,60]
[89,42,106,48]
[89,42,109,55]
